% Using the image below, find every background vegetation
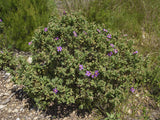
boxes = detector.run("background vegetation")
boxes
[0,0,57,51]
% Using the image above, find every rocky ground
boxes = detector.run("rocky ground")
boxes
[0,70,99,120]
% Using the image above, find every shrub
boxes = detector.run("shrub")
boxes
[0,18,4,34]
[0,0,57,51]
[12,12,148,112]
[0,48,17,71]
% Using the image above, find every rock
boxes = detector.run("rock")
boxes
[33,116,38,120]
[135,93,139,97]
[5,82,13,89]
[16,118,20,120]
[13,109,19,113]
[0,105,7,109]
[27,56,32,64]
[8,108,12,113]
[5,73,11,76]
[128,109,132,114]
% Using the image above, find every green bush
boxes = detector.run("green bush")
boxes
[0,0,57,51]
[0,18,4,34]
[0,48,17,71]
[12,12,148,112]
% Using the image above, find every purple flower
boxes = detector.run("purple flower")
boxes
[114,49,118,54]
[107,34,112,38]
[110,44,114,48]
[83,31,87,35]
[57,46,62,52]
[108,51,113,56]
[28,41,32,45]
[130,87,135,93]
[103,29,108,32]
[94,70,99,77]
[73,31,77,37]
[53,88,58,94]
[79,65,83,70]
[55,37,59,40]
[63,11,67,15]
[85,71,91,77]
[0,19,2,22]
[97,29,101,33]
[91,74,94,78]
[133,51,138,54]
[124,34,128,37]
[44,27,48,32]
[0,51,3,53]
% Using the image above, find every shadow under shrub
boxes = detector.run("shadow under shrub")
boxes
[12,12,149,114]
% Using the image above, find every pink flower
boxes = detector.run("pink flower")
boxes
[103,29,108,32]
[94,70,99,77]
[57,46,62,52]
[97,29,101,33]
[44,27,48,32]
[107,34,112,38]
[83,31,87,35]
[53,88,58,94]
[79,65,83,70]
[133,51,138,54]
[73,31,77,37]
[114,49,118,54]
[55,37,59,40]
[108,52,113,56]
[130,87,135,93]
[110,44,114,48]
[63,11,67,15]
[28,41,32,45]
[85,71,91,77]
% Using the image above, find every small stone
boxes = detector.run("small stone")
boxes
[5,73,11,76]
[20,107,24,112]
[16,118,20,120]
[27,56,32,64]
[0,105,7,109]
[5,82,13,88]
[135,93,139,97]
[8,108,12,113]
[128,109,132,114]
[13,109,19,113]
[33,116,38,120]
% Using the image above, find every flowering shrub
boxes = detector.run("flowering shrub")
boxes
[12,12,147,112]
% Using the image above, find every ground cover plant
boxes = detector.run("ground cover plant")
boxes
[10,12,153,118]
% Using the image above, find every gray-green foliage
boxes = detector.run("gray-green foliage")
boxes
[0,48,17,71]
[12,12,149,113]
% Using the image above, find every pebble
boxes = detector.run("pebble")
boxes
[0,105,7,109]
[8,108,12,113]
[27,56,32,64]
[13,108,19,113]
[5,73,11,76]
[128,109,132,114]
[33,116,38,120]
[135,93,139,97]
[16,118,20,120]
